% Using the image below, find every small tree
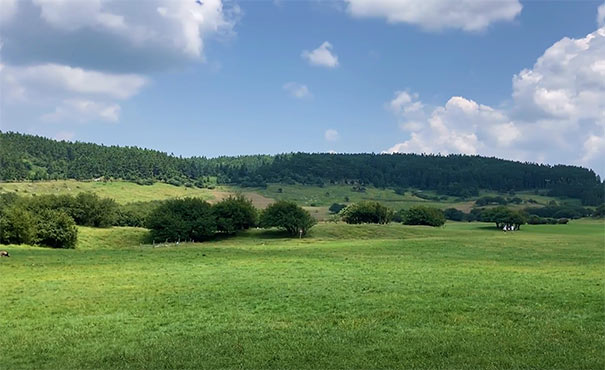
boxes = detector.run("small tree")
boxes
[147,198,216,242]
[35,209,78,248]
[401,206,445,227]
[0,206,36,245]
[328,203,346,214]
[444,208,466,221]
[213,194,258,234]
[340,201,393,224]
[259,201,316,236]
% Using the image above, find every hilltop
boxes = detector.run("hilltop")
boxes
[1,131,602,205]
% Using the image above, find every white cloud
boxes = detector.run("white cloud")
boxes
[283,82,312,99]
[325,129,339,141]
[41,99,121,123]
[0,0,18,23]
[346,0,522,31]
[598,2,605,27]
[302,41,339,68]
[1,63,146,123]
[386,27,605,173]
[2,64,147,100]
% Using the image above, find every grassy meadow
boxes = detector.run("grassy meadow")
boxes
[1,220,603,369]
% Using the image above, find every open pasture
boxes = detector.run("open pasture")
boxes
[0,220,603,369]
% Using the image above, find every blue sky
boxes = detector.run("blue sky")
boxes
[1,0,604,175]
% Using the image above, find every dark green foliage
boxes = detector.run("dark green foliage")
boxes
[328,203,347,214]
[527,215,569,225]
[593,204,605,218]
[213,194,257,234]
[340,201,393,224]
[0,200,77,248]
[35,209,78,248]
[475,196,508,206]
[0,206,37,245]
[401,206,446,227]
[524,205,590,219]
[71,193,118,227]
[259,201,316,236]
[115,201,160,227]
[147,198,216,242]
[444,208,466,221]
[1,131,602,205]
[481,206,526,230]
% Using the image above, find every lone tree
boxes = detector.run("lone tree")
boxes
[259,200,316,237]
[401,206,445,227]
[481,206,526,230]
[147,198,216,242]
[213,194,258,234]
[340,201,393,224]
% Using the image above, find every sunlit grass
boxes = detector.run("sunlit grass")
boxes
[1,219,603,369]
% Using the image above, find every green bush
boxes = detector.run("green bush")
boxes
[340,201,393,224]
[328,203,346,214]
[444,208,466,221]
[213,194,257,234]
[401,206,445,227]
[115,201,160,227]
[35,209,78,248]
[71,192,118,227]
[0,206,37,245]
[147,198,216,242]
[259,201,316,237]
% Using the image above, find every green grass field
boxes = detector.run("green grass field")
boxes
[1,220,603,369]
[0,180,226,204]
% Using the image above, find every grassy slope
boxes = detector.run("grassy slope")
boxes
[1,220,603,369]
[0,180,225,204]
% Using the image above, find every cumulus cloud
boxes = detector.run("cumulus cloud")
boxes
[41,99,121,123]
[345,0,522,31]
[325,129,339,141]
[386,27,605,173]
[283,82,312,99]
[302,41,339,68]
[0,0,240,72]
[0,0,19,23]
[1,64,146,123]
[0,0,239,128]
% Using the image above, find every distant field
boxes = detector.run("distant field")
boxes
[0,180,272,207]
[1,220,603,369]
[0,180,580,222]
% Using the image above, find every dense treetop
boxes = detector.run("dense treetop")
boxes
[1,131,602,205]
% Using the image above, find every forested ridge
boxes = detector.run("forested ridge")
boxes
[1,131,602,205]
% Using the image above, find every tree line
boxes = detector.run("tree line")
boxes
[1,131,603,205]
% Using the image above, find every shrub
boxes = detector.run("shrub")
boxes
[340,201,393,224]
[147,198,216,242]
[35,209,78,248]
[259,201,316,237]
[71,192,118,227]
[115,201,160,227]
[401,206,445,227]
[328,203,347,214]
[213,194,257,234]
[444,208,466,221]
[0,206,36,245]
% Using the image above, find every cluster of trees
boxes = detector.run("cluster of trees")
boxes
[336,201,446,227]
[340,202,393,224]
[2,131,603,205]
[147,197,315,242]
[0,194,78,248]
[442,203,600,226]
